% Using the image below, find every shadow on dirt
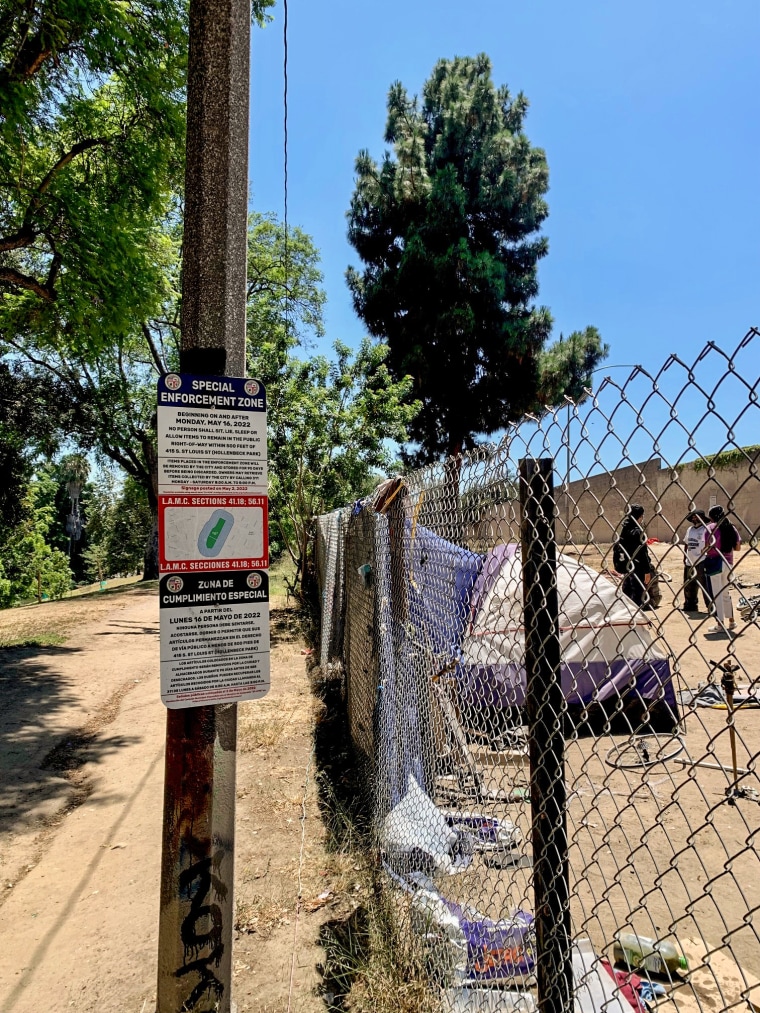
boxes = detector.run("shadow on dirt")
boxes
[270,603,309,647]
[0,644,142,834]
[317,905,371,1011]
[309,659,375,1009]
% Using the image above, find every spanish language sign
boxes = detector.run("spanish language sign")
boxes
[157,373,269,707]
[159,571,270,707]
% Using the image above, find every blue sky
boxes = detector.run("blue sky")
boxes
[249,0,759,467]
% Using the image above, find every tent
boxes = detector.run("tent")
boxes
[457,544,678,733]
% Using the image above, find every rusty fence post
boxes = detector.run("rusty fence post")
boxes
[519,457,572,1013]
[156,0,250,1010]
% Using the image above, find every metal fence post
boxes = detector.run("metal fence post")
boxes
[519,457,572,1013]
[156,0,250,1009]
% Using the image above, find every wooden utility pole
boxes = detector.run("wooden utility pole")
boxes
[156,1,250,1010]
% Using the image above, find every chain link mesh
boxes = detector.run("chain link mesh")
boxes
[315,328,760,1013]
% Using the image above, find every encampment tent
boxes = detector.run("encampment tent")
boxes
[457,543,678,733]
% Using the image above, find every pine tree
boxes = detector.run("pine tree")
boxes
[347,54,607,463]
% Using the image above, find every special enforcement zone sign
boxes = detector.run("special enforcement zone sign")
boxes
[157,372,270,707]
[159,571,270,708]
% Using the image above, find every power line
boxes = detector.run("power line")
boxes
[283,0,289,340]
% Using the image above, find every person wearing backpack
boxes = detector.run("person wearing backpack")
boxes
[613,504,654,608]
[704,505,740,635]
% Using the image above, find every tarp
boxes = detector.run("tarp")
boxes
[407,521,484,662]
[458,544,678,731]
[377,521,483,811]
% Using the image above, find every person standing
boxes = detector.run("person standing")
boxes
[704,505,740,635]
[682,510,710,612]
[614,504,654,608]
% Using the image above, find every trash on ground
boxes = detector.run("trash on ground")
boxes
[574,938,641,1013]
[613,932,688,978]
[381,774,473,876]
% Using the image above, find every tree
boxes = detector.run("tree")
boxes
[0,468,72,606]
[0,0,273,335]
[244,218,419,591]
[0,2,275,576]
[81,540,109,585]
[104,476,152,576]
[247,211,327,368]
[267,339,418,591]
[0,359,73,537]
[347,54,608,463]
[3,210,325,580]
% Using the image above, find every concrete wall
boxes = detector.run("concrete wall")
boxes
[472,450,760,548]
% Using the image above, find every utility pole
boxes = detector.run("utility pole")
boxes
[156,1,250,1010]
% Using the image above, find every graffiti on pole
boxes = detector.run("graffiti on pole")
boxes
[174,836,227,1007]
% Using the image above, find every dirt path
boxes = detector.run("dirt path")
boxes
[0,587,333,1013]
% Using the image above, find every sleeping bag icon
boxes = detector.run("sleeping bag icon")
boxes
[198,509,234,558]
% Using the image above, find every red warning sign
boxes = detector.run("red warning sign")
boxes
[158,493,269,572]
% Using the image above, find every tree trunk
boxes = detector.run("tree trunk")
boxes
[143,489,159,580]
[142,441,160,580]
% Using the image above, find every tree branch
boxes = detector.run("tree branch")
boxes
[0,266,55,301]
[0,137,111,256]
[33,137,110,202]
[142,322,167,374]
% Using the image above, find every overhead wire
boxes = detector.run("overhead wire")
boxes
[283,0,290,343]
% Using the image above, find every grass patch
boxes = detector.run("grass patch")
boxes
[0,633,67,650]
[0,580,159,651]
[311,665,438,1012]
[66,578,159,600]
[238,699,295,752]
[318,866,440,1013]
[269,555,297,598]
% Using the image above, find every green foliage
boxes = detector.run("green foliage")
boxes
[244,215,418,588]
[266,339,419,585]
[105,476,151,574]
[347,54,607,463]
[81,540,109,584]
[691,445,760,472]
[0,470,72,606]
[0,0,273,350]
[536,327,608,406]
[0,2,188,349]
[82,472,150,578]
[0,359,72,535]
[247,211,326,364]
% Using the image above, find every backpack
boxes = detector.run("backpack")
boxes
[613,539,627,573]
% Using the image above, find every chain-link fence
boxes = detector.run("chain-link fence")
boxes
[316,328,760,1013]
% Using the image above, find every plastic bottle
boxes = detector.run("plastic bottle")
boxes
[613,933,688,976]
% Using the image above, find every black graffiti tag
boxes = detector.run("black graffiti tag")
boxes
[175,846,229,1009]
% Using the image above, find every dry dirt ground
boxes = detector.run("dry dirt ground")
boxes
[0,585,347,1013]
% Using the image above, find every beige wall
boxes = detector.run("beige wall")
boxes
[472,451,760,548]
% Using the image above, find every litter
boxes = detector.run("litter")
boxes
[401,872,536,985]
[381,774,472,876]
[443,811,522,852]
[573,938,639,1013]
[613,932,688,978]
[679,684,760,709]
